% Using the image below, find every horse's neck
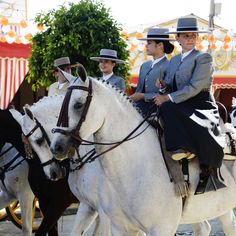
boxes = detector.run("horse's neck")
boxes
[95,88,145,140]
[92,88,163,178]
[0,143,20,166]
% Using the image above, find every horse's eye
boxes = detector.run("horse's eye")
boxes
[36,136,44,145]
[74,102,83,110]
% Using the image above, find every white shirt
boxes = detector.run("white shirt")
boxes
[151,56,165,68]
[181,48,194,61]
[102,72,114,81]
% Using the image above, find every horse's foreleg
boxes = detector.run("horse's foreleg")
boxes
[18,190,34,236]
[69,202,98,236]
[219,210,236,236]
[0,190,16,208]
[191,221,211,236]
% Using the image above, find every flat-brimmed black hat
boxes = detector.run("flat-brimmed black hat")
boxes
[139,28,175,54]
[168,16,209,34]
[90,49,125,64]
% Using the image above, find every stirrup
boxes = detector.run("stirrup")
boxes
[223,153,236,161]
[194,175,226,195]
[171,149,195,161]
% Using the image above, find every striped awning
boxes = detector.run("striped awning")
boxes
[0,57,28,109]
[0,42,30,110]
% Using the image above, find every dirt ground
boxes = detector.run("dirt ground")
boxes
[0,214,226,236]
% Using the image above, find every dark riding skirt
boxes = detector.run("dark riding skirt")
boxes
[159,92,224,168]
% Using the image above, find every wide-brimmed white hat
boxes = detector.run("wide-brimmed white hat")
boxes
[90,49,125,64]
[168,16,209,34]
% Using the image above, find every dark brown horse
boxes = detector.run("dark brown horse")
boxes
[0,109,78,236]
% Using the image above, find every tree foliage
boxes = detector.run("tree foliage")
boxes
[28,0,130,90]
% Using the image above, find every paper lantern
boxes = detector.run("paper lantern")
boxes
[0,35,6,42]
[210,43,217,51]
[0,16,9,26]
[24,33,32,41]
[130,43,137,51]
[197,43,204,51]
[223,43,229,50]
[135,32,143,39]
[20,20,28,28]
[197,36,203,43]
[15,37,22,44]
[208,34,215,43]
[8,30,15,38]
[223,35,231,43]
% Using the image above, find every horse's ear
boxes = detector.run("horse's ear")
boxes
[76,64,87,82]
[23,106,34,120]
[9,109,23,126]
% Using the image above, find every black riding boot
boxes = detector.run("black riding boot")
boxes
[194,164,226,195]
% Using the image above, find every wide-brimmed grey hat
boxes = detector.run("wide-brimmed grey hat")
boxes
[53,57,82,71]
[139,28,175,54]
[139,28,175,41]
[168,16,209,34]
[90,49,125,64]
[54,57,71,67]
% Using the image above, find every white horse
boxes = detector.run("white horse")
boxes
[0,143,34,236]
[49,76,236,236]
[230,97,236,127]
[10,95,227,236]
[11,97,110,236]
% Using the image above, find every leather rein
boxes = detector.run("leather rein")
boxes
[52,79,153,169]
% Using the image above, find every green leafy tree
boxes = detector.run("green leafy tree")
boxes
[28,0,130,90]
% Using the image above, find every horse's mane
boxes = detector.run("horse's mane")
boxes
[29,95,64,120]
[93,78,144,117]
[29,78,144,120]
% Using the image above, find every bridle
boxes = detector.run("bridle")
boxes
[22,117,56,167]
[53,79,93,138]
[52,78,154,169]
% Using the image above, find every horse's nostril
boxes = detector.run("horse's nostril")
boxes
[54,143,63,154]
[50,171,57,181]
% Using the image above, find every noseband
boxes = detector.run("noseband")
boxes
[22,117,55,167]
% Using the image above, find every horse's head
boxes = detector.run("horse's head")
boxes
[50,75,107,159]
[19,100,66,181]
